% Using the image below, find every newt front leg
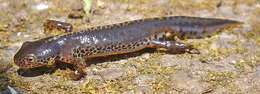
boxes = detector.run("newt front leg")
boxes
[44,20,87,80]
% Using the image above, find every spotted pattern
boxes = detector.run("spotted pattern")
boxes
[14,55,57,68]
[71,39,149,58]
[70,31,167,58]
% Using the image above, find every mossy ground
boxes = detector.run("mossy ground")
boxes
[0,0,259,93]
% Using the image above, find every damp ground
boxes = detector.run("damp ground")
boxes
[0,0,259,93]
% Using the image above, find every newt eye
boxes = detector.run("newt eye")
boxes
[27,56,35,62]
[27,54,36,62]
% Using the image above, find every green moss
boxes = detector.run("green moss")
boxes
[79,79,136,93]
[9,75,32,90]
[233,0,259,6]
[137,63,174,75]
[79,80,100,94]
[234,55,260,72]
[201,70,235,87]
[150,78,172,93]
[253,7,260,15]
[125,69,137,78]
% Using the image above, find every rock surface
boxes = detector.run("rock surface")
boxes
[0,0,259,93]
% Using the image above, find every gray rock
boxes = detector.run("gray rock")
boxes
[98,68,125,80]
[218,6,235,17]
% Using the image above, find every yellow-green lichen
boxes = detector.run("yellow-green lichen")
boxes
[201,70,235,87]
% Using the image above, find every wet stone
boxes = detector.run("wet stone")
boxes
[98,68,126,80]
[122,90,134,94]
[210,40,236,50]
[70,0,83,10]
[31,2,50,11]
[135,86,153,94]
[135,74,154,86]
[171,70,208,93]
[251,67,260,82]
[256,65,260,71]
[218,5,235,17]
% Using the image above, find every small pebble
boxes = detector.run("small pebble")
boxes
[99,68,125,80]
[32,3,49,10]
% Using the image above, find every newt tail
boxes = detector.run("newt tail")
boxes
[13,16,242,80]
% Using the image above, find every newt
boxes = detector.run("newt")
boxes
[13,16,242,80]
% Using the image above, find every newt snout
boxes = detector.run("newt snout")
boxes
[14,37,60,68]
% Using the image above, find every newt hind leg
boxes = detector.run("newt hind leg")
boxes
[151,40,199,54]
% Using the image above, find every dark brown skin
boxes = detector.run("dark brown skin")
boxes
[14,16,242,80]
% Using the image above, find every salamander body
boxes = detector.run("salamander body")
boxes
[13,16,242,80]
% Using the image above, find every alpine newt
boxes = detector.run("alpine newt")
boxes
[13,16,242,80]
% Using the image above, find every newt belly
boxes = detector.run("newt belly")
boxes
[13,16,242,80]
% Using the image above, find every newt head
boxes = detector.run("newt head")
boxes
[14,37,60,68]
